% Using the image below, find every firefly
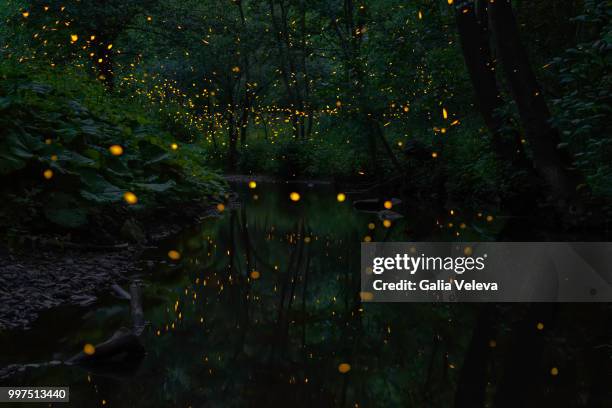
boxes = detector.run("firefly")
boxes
[109,145,123,156]
[83,343,96,355]
[123,191,138,205]
[168,250,181,260]
[338,363,351,373]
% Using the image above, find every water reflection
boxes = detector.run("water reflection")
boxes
[1,183,476,407]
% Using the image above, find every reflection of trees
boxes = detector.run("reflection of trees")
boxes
[128,190,474,406]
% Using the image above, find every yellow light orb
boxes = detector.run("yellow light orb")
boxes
[488,339,497,348]
[368,222,375,230]
[338,363,351,374]
[51,154,58,161]
[109,144,123,156]
[336,193,346,202]
[216,203,225,212]
[22,11,29,18]
[432,152,438,158]
[464,246,473,256]
[383,219,392,228]
[171,143,179,150]
[486,215,494,222]
[45,138,52,145]
[364,235,372,242]
[550,367,559,376]
[43,169,53,179]
[304,236,311,243]
[168,250,181,261]
[83,343,96,355]
[383,200,392,209]
[250,270,260,280]
[70,34,78,42]
[248,180,257,189]
[360,291,374,301]
[123,191,138,205]
[536,322,544,330]
[289,192,301,202]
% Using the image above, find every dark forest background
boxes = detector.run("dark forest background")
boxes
[0,0,610,235]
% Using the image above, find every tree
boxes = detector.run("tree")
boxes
[486,0,585,211]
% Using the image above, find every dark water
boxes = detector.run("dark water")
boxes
[1,182,488,407]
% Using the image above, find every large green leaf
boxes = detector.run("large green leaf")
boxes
[80,189,123,203]
[134,180,176,192]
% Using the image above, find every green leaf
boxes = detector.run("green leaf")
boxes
[134,180,176,192]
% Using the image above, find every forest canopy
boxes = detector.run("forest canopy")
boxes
[1,0,611,234]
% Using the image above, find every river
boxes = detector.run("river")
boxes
[1,181,487,407]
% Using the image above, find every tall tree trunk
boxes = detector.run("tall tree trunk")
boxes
[454,1,524,165]
[487,0,584,211]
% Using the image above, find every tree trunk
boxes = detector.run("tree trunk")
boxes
[487,0,584,210]
[454,1,524,165]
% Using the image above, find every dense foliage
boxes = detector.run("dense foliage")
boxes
[0,61,225,234]
[1,0,611,229]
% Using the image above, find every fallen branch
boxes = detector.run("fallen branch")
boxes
[0,280,147,379]
[68,280,146,365]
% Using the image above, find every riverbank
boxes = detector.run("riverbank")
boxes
[0,199,227,331]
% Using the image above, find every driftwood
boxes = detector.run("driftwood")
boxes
[68,280,146,365]
[111,283,132,300]
[0,280,146,380]
[129,281,145,336]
